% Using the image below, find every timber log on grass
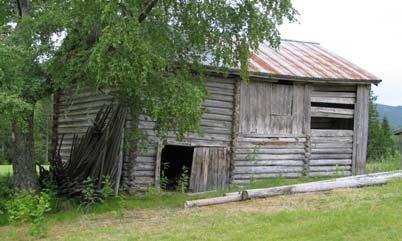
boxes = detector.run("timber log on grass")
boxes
[184,171,402,208]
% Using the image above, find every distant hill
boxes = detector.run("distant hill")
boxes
[376,104,402,128]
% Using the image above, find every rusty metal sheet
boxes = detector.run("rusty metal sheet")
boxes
[249,40,380,82]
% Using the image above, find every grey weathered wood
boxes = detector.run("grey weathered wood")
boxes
[230,78,241,184]
[234,160,304,166]
[154,142,163,187]
[313,85,357,92]
[311,129,353,137]
[352,85,370,174]
[311,106,354,119]
[190,147,229,192]
[233,166,303,174]
[400,134,402,169]
[311,96,355,105]
[235,154,305,160]
[232,173,302,180]
[310,159,352,166]
[312,91,356,98]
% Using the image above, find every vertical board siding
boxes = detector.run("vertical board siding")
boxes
[190,147,229,192]
[239,81,305,135]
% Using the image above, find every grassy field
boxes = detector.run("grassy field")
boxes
[0,165,12,176]
[2,179,402,240]
[1,159,401,241]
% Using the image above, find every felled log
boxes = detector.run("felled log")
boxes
[184,171,402,208]
[184,194,242,209]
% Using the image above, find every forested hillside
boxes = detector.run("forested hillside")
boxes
[376,104,402,128]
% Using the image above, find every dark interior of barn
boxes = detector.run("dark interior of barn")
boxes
[160,145,194,191]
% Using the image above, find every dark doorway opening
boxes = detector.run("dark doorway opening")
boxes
[160,145,194,191]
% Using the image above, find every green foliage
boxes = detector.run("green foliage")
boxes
[34,97,53,165]
[5,190,52,237]
[159,162,169,190]
[368,91,398,162]
[101,176,114,198]
[81,176,115,207]
[1,0,296,189]
[81,177,98,206]
[47,0,296,139]
[177,166,189,193]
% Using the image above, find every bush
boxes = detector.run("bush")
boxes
[0,174,13,224]
[5,190,52,237]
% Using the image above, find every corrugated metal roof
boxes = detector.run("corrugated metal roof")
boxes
[249,39,381,83]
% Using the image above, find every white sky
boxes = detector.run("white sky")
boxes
[279,0,402,106]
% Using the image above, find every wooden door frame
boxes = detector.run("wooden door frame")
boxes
[154,141,229,188]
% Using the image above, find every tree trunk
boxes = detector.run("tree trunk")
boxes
[11,110,39,190]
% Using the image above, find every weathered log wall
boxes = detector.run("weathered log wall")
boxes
[231,81,361,184]
[54,78,369,191]
[131,76,236,190]
[56,90,115,162]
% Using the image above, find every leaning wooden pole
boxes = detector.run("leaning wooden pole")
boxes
[184,171,402,208]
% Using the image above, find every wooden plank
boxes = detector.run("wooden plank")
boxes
[233,166,303,174]
[313,84,357,92]
[271,84,293,116]
[234,160,304,166]
[203,99,233,109]
[311,96,355,105]
[311,148,353,154]
[154,142,163,187]
[235,154,305,160]
[292,84,305,135]
[312,91,356,98]
[235,148,305,154]
[303,84,312,177]
[311,106,354,119]
[353,84,370,174]
[232,173,302,180]
[310,159,352,166]
[309,166,351,172]
[230,78,241,184]
[310,154,352,160]
[311,136,353,143]
[311,129,354,137]
[400,134,402,169]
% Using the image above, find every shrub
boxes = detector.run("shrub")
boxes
[177,166,189,193]
[5,190,52,237]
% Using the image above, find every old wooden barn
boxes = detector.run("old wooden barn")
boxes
[54,40,381,193]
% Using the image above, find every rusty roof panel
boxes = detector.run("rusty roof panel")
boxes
[249,40,380,82]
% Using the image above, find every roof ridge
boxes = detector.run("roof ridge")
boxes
[281,39,320,45]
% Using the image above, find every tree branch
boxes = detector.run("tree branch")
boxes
[138,0,158,22]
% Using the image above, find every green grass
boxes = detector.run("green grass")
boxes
[1,160,402,240]
[0,165,12,176]
[3,179,402,240]
[0,165,49,176]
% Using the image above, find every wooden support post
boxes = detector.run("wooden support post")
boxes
[399,134,402,170]
[353,85,370,175]
[230,78,241,183]
[303,84,312,176]
[154,141,163,187]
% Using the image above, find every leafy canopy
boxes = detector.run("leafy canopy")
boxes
[0,0,296,138]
